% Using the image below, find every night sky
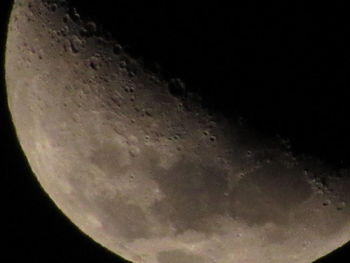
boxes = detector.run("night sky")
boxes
[2,0,350,262]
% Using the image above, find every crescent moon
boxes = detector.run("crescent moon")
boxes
[5,1,350,262]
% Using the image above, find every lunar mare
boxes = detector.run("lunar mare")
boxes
[5,1,350,262]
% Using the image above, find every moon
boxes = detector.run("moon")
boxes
[5,1,350,262]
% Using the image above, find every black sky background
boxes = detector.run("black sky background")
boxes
[2,0,350,262]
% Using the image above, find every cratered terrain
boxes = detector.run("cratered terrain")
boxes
[5,1,350,263]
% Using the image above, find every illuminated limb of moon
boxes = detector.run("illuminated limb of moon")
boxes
[5,1,350,262]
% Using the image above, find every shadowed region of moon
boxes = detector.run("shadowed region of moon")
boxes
[65,0,350,168]
[5,0,350,263]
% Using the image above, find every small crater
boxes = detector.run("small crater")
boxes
[129,146,140,157]
[50,3,57,12]
[85,21,96,33]
[63,14,70,24]
[337,201,346,210]
[80,21,97,37]
[113,44,123,55]
[169,135,180,141]
[69,8,81,23]
[120,60,127,69]
[70,35,82,53]
[123,86,135,93]
[168,78,186,97]
[89,57,101,70]
[126,62,138,78]
[209,135,216,142]
[322,200,331,206]
[144,109,152,116]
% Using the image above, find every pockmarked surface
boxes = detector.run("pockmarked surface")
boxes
[5,1,350,262]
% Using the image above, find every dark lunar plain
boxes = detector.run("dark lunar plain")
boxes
[2,0,350,262]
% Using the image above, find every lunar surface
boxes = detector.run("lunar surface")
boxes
[5,1,350,262]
